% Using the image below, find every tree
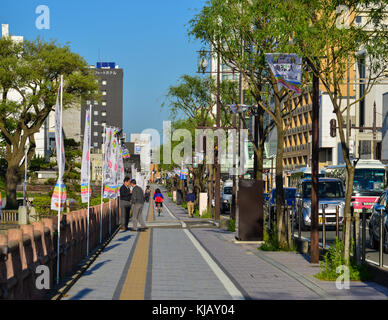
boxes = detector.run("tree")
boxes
[0,37,99,209]
[281,0,388,264]
[189,0,306,246]
[162,74,239,211]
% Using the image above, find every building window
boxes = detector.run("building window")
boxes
[94,121,98,126]
[94,132,98,137]
[102,101,107,106]
[86,100,91,105]
[356,16,362,23]
[102,91,107,96]
[102,111,107,117]
[94,142,98,147]
[94,111,98,116]
[102,121,106,127]
[94,100,98,105]
[102,80,107,85]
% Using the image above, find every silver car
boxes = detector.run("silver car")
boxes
[295,178,345,230]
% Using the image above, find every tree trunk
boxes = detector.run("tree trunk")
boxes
[344,165,355,265]
[5,163,20,210]
[274,99,286,246]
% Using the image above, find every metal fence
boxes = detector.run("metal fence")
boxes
[265,203,387,269]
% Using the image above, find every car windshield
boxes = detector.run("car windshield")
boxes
[302,181,344,198]
[353,169,385,193]
[223,187,233,195]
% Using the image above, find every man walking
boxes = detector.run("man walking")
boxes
[120,177,132,231]
[186,189,196,218]
[130,179,148,231]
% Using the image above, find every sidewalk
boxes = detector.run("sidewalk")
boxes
[60,186,388,300]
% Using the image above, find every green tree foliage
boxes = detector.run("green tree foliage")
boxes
[0,37,100,209]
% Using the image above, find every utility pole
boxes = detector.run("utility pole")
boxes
[215,50,221,221]
[309,59,320,264]
[373,101,376,160]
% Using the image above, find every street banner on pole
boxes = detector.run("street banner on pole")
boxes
[103,127,118,199]
[81,108,92,203]
[51,86,67,211]
[265,53,302,94]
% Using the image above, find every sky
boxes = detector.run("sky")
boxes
[0,0,207,138]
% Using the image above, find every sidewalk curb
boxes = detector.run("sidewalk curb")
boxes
[49,225,121,300]
[252,249,333,300]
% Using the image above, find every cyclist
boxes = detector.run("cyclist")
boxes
[153,188,164,216]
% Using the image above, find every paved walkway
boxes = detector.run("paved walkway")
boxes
[61,186,388,300]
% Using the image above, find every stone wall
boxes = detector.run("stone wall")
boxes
[0,199,119,300]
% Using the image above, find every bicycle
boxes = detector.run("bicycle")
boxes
[155,202,162,216]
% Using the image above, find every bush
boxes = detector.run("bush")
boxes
[259,223,295,252]
[228,218,236,232]
[314,238,371,281]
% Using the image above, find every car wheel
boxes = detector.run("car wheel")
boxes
[369,231,379,250]
[300,215,309,231]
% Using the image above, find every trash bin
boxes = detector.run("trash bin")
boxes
[236,179,264,241]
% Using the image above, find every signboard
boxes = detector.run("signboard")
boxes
[265,53,302,94]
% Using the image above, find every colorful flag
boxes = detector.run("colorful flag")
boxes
[265,53,302,94]
[81,108,92,203]
[103,127,118,199]
[122,144,130,159]
[51,86,67,211]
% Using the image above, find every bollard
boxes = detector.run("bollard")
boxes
[287,206,291,246]
[362,208,366,263]
[380,208,384,268]
[336,206,339,240]
[354,211,360,265]
[291,204,294,240]
[322,204,326,249]
[298,206,301,239]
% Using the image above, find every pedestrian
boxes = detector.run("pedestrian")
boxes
[186,189,196,218]
[144,185,151,202]
[120,177,132,231]
[153,188,164,216]
[130,179,148,231]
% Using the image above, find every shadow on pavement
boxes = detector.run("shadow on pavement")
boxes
[68,288,94,300]
[83,260,112,276]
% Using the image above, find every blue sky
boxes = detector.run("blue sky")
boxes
[0,0,206,138]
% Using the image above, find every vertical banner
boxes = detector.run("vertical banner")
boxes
[265,53,302,94]
[81,108,92,203]
[103,127,118,199]
[117,144,125,187]
[51,86,67,211]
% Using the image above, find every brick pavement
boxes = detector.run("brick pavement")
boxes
[59,186,388,300]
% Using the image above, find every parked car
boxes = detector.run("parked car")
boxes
[268,187,296,217]
[295,178,345,230]
[221,180,233,214]
[369,189,388,252]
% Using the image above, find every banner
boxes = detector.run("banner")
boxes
[103,128,118,199]
[122,144,130,159]
[80,108,92,203]
[265,53,302,94]
[116,142,125,195]
[51,87,67,211]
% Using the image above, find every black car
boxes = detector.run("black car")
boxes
[369,189,388,252]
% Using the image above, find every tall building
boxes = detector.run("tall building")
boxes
[81,62,123,151]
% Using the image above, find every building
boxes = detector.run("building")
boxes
[130,134,151,174]
[81,62,123,152]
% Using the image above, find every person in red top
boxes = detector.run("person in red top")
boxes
[153,188,164,216]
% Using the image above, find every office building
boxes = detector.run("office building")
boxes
[81,62,123,152]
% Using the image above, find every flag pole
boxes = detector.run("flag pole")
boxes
[56,75,63,285]
[87,104,92,256]
[100,125,105,242]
